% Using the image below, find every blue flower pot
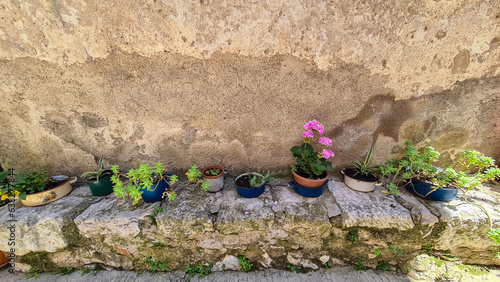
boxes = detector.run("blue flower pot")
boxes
[141,175,173,203]
[289,180,328,197]
[235,173,266,198]
[405,178,458,201]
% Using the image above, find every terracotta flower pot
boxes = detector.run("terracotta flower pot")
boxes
[0,250,9,268]
[21,175,77,207]
[291,169,329,188]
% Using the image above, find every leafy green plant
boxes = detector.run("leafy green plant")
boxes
[346,230,359,242]
[150,206,162,219]
[24,267,42,279]
[238,256,253,272]
[204,168,221,176]
[144,257,170,272]
[111,162,178,205]
[81,157,108,181]
[14,171,55,200]
[352,145,377,177]
[58,267,77,275]
[150,242,165,249]
[0,170,17,201]
[353,262,367,271]
[201,181,211,192]
[135,270,143,274]
[291,120,334,178]
[185,263,213,278]
[374,248,382,256]
[286,264,296,272]
[322,262,332,268]
[186,165,203,183]
[376,261,390,271]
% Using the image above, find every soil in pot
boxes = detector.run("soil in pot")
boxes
[295,167,327,180]
[343,167,378,182]
[235,175,252,188]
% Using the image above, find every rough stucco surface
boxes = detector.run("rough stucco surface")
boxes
[0,0,499,174]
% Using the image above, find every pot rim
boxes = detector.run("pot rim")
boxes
[202,166,224,178]
[341,168,378,183]
[409,178,457,190]
[291,169,329,182]
[25,175,72,197]
[235,172,264,189]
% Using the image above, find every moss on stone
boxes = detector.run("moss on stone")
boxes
[19,252,58,272]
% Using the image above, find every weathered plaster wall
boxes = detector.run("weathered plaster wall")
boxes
[0,0,499,174]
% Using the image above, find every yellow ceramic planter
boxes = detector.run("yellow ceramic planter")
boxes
[20,175,77,207]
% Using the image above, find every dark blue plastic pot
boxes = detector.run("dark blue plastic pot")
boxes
[289,180,328,197]
[236,173,266,198]
[405,178,458,201]
[141,174,173,203]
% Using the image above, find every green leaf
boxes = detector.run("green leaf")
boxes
[19,192,26,200]
[397,248,403,255]
[374,248,381,256]
[388,244,394,252]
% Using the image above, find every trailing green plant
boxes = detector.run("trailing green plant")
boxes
[14,171,55,200]
[487,228,500,259]
[111,162,178,205]
[353,262,367,271]
[81,266,91,276]
[238,256,253,272]
[346,230,359,242]
[81,157,109,181]
[58,267,77,275]
[352,145,377,177]
[379,140,500,198]
[150,206,162,219]
[186,165,202,183]
[291,120,334,179]
[186,165,211,192]
[144,257,170,272]
[185,263,213,278]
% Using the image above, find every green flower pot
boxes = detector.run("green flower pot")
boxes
[88,174,113,196]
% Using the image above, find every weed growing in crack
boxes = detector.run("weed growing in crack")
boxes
[185,263,214,279]
[286,264,296,272]
[353,262,367,271]
[144,257,170,273]
[238,256,253,272]
[347,230,359,242]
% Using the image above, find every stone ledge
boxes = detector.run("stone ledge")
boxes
[1,178,499,271]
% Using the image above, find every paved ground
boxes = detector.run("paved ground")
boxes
[0,267,410,282]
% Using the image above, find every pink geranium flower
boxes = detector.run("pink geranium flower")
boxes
[302,131,314,138]
[322,149,334,159]
[318,137,332,146]
[303,120,324,135]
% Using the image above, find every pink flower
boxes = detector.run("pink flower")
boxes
[318,137,332,146]
[303,120,324,135]
[302,131,314,138]
[322,149,334,159]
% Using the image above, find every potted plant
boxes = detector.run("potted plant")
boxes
[235,169,274,198]
[202,166,225,192]
[379,140,500,201]
[14,171,77,207]
[290,120,334,197]
[111,162,178,205]
[81,157,114,196]
[342,145,380,192]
